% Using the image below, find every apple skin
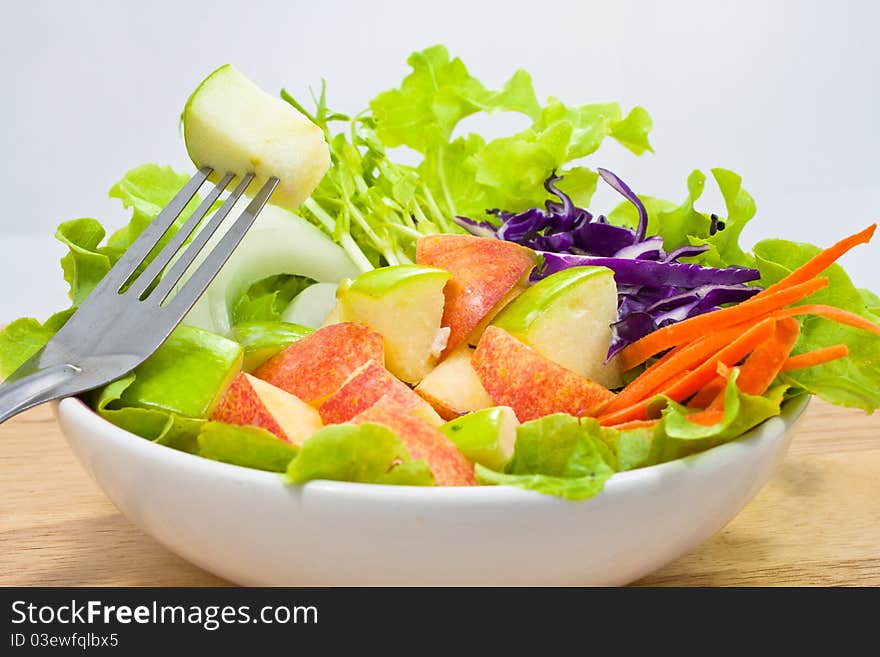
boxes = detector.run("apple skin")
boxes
[439,406,519,472]
[352,395,476,486]
[472,326,615,422]
[232,321,314,372]
[492,266,622,389]
[318,360,442,426]
[340,264,450,296]
[210,373,322,445]
[416,234,537,355]
[335,265,451,384]
[414,345,494,420]
[253,322,384,406]
[119,324,243,418]
[461,280,529,348]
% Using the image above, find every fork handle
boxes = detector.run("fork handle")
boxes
[0,363,82,425]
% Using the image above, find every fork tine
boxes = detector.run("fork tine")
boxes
[94,167,212,295]
[148,172,256,302]
[125,172,235,299]
[162,177,279,317]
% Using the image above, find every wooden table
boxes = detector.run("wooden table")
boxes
[1,400,878,586]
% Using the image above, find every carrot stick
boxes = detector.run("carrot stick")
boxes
[773,304,880,335]
[688,364,734,417]
[619,277,828,370]
[689,317,798,411]
[688,376,726,409]
[735,317,800,395]
[602,322,754,414]
[662,318,776,400]
[599,318,777,425]
[694,309,858,406]
[661,319,776,401]
[684,407,726,427]
[690,319,799,410]
[782,345,849,371]
[692,317,799,408]
[760,224,876,297]
[689,358,746,409]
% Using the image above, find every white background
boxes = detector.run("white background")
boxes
[2,0,878,321]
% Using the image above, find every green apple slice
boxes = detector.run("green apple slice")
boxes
[336,265,451,384]
[183,64,330,210]
[492,266,622,389]
[440,406,519,471]
[119,325,243,418]
[232,321,313,372]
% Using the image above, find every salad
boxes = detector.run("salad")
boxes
[1,45,878,500]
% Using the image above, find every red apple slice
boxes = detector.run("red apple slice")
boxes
[352,395,476,486]
[210,372,322,445]
[416,234,537,354]
[472,326,615,422]
[318,360,442,426]
[253,322,384,406]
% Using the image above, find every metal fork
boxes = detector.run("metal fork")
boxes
[0,167,278,424]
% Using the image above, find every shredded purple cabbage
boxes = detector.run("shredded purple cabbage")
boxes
[452,170,762,362]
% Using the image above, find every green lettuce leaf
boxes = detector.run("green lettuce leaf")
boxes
[198,421,298,472]
[606,167,756,269]
[594,423,654,472]
[93,374,204,454]
[230,274,317,324]
[0,309,74,379]
[646,376,788,465]
[475,465,610,500]
[56,218,120,305]
[473,121,574,214]
[416,132,488,222]
[475,414,615,501]
[286,423,435,486]
[608,194,677,238]
[610,106,654,156]
[859,288,880,320]
[370,45,541,154]
[693,168,757,268]
[366,45,652,223]
[755,238,880,412]
[533,98,620,160]
[553,166,600,208]
[107,163,200,248]
[651,170,709,251]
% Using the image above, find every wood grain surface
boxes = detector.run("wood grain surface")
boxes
[1,399,878,586]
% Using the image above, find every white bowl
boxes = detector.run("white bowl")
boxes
[54,394,809,586]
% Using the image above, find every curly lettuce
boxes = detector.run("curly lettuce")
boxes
[475,414,615,501]
[280,45,653,268]
[286,423,435,486]
[754,239,880,412]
